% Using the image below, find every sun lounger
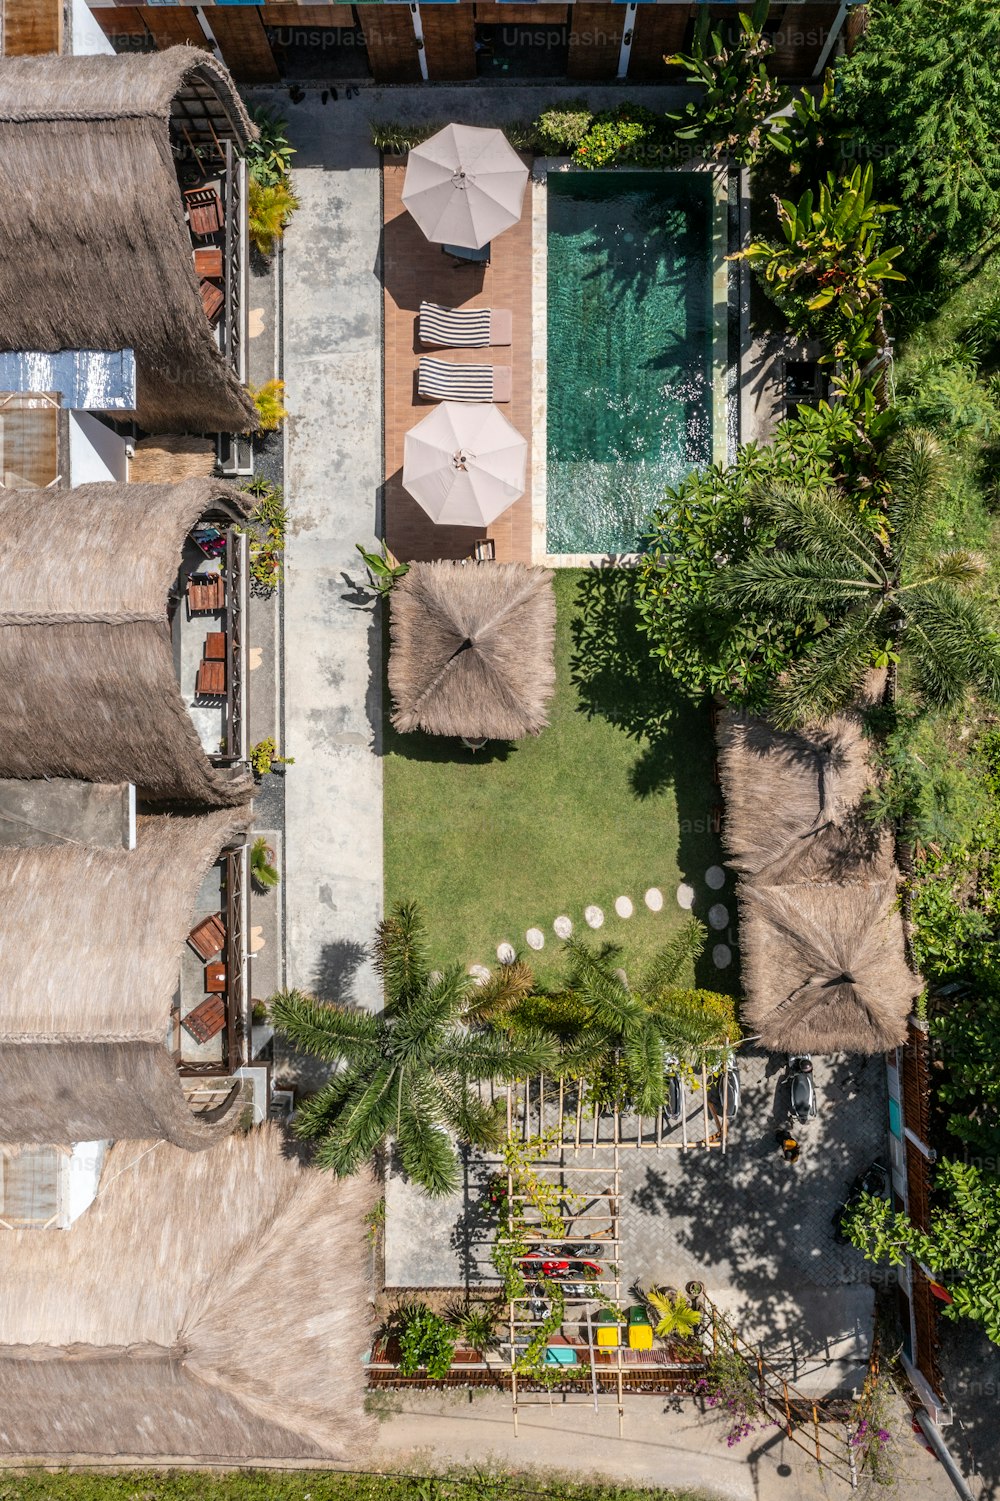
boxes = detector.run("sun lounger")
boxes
[418,301,513,349]
[418,356,511,404]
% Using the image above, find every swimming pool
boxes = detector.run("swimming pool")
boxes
[545,171,721,557]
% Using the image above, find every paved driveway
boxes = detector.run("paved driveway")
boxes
[386,1048,886,1396]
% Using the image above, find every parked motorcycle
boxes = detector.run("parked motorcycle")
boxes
[711,1060,741,1120]
[833,1160,890,1243]
[663,1054,683,1128]
[788,1054,817,1124]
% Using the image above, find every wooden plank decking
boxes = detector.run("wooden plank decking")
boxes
[382,160,533,565]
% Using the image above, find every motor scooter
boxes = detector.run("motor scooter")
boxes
[663,1054,683,1128]
[788,1054,817,1124]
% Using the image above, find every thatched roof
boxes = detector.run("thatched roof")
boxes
[739,881,918,1055]
[0,478,253,807]
[717,710,893,884]
[389,561,556,740]
[0,50,256,434]
[129,433,217,483]
[0,1127,375,1462]
[0,806,251,1148]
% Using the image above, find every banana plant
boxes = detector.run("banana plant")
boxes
[356,541,409,597]
[666,0,791,167]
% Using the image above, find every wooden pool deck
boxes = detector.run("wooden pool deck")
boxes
[382,159,534,565]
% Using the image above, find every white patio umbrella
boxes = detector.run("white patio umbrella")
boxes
[401,124,529,250]
[403,401,527,527]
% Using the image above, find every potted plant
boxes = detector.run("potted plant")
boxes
[447,1302,500,1363]
[250,835,280,892]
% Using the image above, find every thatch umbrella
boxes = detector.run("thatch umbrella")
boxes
[717,708,892,884]
[0,1127,374,1462]
[389,560,555,740]
[402,124,528,249]
[739,879,917,1055]
[403,401,527,527]
[0,50,256,433]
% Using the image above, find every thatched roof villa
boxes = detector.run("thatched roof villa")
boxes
[0,805,252,1148]
[718,709,918,1054]
[0,478,253,807]
[0,49,256,434]
[0,1126,374,1462]
[389,560,556,740]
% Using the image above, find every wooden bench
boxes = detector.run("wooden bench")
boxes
[196,658,226,697]
[185,186,224,238]
[188,574,224,614]
[188,913,225,961]
[182,994,226,1045]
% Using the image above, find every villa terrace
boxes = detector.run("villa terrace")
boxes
[382,157,534,565]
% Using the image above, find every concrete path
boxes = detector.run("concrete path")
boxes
[279,95,384,1014]
[369,1387,954,1501]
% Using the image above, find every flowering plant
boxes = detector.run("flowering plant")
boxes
[694,1348,771,1447]
[849,1373,897,1486]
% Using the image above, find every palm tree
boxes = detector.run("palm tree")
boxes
[520,919,738,1115]
[269,902,555,1196]
[722,429,1000,728]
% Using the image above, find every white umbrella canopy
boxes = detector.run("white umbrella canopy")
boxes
[403,402,527,527]
[401,124,529,250]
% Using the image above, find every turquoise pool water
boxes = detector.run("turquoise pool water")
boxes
[546,172,716,555]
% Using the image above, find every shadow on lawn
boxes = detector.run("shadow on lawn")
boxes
[569,566,730,992]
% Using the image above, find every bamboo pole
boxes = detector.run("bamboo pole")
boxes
[701,1059,710,1146]
[721,1038,729,1155]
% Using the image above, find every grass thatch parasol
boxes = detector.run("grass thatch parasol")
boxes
[0,478,253,807]
[0,50,256,434]
[717,709,893,884]
[389,560,556,740]
[0,1126,375,1461]
[0,805,251,1147]
[738,880,917,1054]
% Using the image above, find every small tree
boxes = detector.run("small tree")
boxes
[666,0,790,167]
[842,1159,1000,1346]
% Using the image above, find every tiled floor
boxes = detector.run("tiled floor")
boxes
[382,160,533,564]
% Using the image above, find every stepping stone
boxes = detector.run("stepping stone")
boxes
[497,942,516,964]
[469,964,491,983]
[676,883,695,911]
[645,887,663,912]
[712,944,732,969]
[554,915,572,939]
[614,968,628,986]
[614,896,633,919]
[526,927,545,950]
[705,865,726,890]
[584,905,604,929]
[249,925,265,954]
[708,903,729,931]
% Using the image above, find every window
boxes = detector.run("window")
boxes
[0,392,61,489]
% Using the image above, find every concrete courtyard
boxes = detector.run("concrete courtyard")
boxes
[386,1049,886,1395]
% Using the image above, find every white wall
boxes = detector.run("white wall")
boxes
[69,411,129,485]
[71,0,115,55]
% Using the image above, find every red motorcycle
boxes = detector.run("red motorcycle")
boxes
[519,1251,603,1280]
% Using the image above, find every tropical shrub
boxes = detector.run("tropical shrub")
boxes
[248,176,300,257]
[645,1288,702,1339]
[843,1160,1000,1345]
[837,0,1000,263]
[737,165,904,363]
[249,737,294,777]
[241,479,287,593]
[534,103,593,154]
[694,1347,769,1446]
[250,835,280,891]
[245,106,296,187]
[573,104,665,170]
[667,0,790,167]
[248,378,289,432]
[356,541,409,596]
[447,1301,501,1353]
[396,1304,456,1378]
[865,708,992,849]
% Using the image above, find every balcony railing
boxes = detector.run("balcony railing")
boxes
[223,142,247,384]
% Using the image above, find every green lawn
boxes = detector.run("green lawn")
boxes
[384,569,734,992]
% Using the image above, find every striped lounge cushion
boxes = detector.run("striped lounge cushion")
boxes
[418,357,494,402]
[419,301,492,349]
